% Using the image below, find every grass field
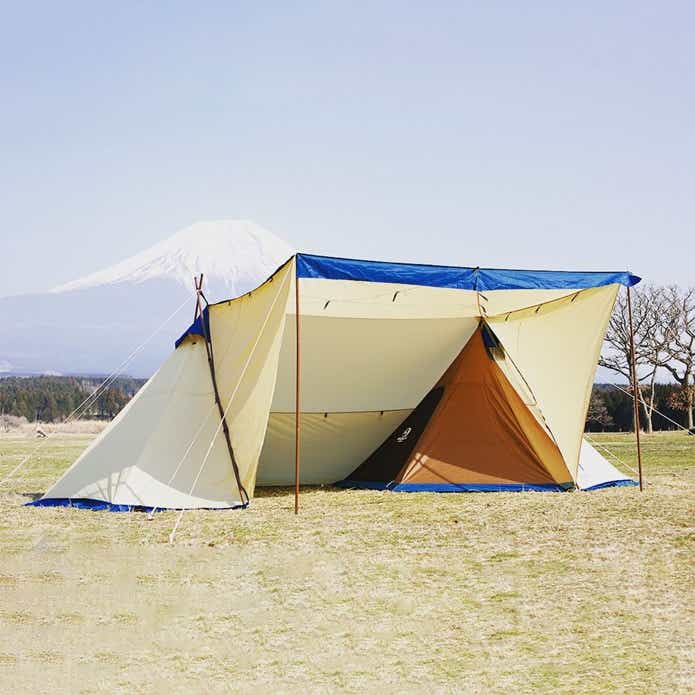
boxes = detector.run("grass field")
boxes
[0,431,693,694]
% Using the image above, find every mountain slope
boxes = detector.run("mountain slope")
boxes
[51,219,294,298]
[0,220,295,377]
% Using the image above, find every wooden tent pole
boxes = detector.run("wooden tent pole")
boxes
[193,274,204,320]
[626,285,644,491]
[294,259,301,514]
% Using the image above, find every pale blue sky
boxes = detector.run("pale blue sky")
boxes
[1,1,693,296]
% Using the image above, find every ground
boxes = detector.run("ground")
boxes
[0,430,692,694]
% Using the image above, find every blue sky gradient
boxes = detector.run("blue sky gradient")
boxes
[1,1,693,295]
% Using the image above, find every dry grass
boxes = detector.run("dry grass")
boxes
[0,431,693,694]
[0,419,108,437]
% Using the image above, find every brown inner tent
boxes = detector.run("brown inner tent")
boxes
[340,323,573,491]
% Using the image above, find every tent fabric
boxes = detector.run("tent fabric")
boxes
[261,282,617,490]
[27,497,246,512]
[293,279,590,320]
[337,388,446,486]
[487,284,619,480]
[175,254,639,341]
[394,327,572,486]
[338,439,636,493]
[174,307,209,348]
[34,251,640,510]
[340,326,572,490]
[204,263,293,495]
[29,498,161,512]
[257,410,413,485]
[269,312,480,413]
[35,260,293,510]
[296,253,640,290]
[576,440,637,491]
[257,303,480,482]
[175,257,292,346]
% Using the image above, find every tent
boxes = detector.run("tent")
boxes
[32,254,639,511]
[576,439,638,491]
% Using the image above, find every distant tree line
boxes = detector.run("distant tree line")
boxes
[0,376,145,422]
[586,383,688,432]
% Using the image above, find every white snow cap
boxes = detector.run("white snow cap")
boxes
[51,220,295,300]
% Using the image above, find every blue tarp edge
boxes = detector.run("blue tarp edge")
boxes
[335,480,575,493]
[26,497,247,512]
[337,479,638,492]
[580,479,638,491]
[296,253,640,291]
[173,255,640,347]
[175,306,210,348]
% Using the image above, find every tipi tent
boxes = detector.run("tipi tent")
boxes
[337,325,636,492]
[32,254,638,511]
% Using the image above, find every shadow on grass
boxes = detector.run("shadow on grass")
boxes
[18,492,43,501]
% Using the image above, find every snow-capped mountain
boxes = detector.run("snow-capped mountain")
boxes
[0,220,295,377]
[51,220,294,299]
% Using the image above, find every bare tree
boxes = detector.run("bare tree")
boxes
[600,288,646,383]
[586,390,613,430]
[640,287,683,433]
[600,286,673,433]
[668,385,695,429]
[662,286,695,430]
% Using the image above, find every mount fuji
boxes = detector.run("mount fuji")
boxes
[0,220,294,377]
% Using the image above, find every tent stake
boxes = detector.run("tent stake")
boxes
[294,259,301,514]
[626,285,644,491]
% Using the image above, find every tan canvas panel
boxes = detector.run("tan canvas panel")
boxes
[271,313,479,413]
[487,284,619,480]
[257,410,413,485]
[40,260,293,508]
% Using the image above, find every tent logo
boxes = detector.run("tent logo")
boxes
[396,427,412,443]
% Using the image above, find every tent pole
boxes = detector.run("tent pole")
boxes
[294,259,301,514]
[193,274,204,320]
[626,285,644,491]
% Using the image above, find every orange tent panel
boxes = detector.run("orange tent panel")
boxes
[341,325,573,491]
